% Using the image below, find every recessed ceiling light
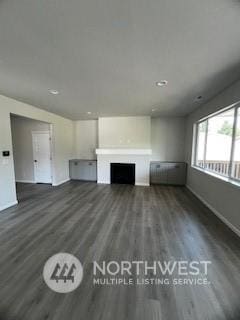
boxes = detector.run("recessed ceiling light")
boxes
[49,89,59,95]
[87,111,92,115]
[156,80,168,87]
[151,108,156,112]
[195,95,203,101]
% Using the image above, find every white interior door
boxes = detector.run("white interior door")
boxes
[32,131,52,183]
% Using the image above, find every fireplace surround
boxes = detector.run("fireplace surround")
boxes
[96,149,152,186]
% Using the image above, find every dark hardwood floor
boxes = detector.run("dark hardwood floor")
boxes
[0,181,240,320]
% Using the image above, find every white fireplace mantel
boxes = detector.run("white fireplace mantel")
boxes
[96,148,152,155]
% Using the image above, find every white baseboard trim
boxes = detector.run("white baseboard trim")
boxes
[52,178,70,186]
[186,185,240,238]
[16,180,35,184]
[0,200,18,212]
[135,182,150,187]
[97,181,109,184]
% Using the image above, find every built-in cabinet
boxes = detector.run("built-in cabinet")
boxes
[69,160,186,185]
[150,162,187,185]
[69,160,97,181]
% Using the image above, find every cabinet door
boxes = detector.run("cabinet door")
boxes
[69,161,97,181]
[150,163,168,184]
[83,161,97,181]
[69,161,81,179]
[167,163,186,185]
[75,161,96,181]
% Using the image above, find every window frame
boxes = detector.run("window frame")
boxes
[193,102,240,183]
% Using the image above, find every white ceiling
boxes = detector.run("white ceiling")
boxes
[1,0,240,120]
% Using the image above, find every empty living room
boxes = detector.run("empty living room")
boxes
[0,0,240,319]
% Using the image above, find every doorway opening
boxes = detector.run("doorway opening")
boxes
[10,114,53,201]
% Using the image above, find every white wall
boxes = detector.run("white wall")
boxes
[0,95,74,211]
[74,117,186,162]
[97,116,151,186]
[74,120,98,159]
[185,79,240,235]
[98,116,186,158]
[11,116,50,182]
[98,116,151,148]
[151,117,186,161]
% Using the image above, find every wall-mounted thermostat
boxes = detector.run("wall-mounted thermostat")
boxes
[2,151,10,157]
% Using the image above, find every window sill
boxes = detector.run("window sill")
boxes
[191,165,240,189]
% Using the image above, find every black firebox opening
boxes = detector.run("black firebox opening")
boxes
[110,163,135,185]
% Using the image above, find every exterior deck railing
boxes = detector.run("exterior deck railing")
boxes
[197,161,240,180]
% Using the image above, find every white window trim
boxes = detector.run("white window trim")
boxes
[192,102,240,185]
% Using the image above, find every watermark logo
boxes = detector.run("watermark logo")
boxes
[43,255,212,291]
[43,253,83,293]
[93,260,212,286]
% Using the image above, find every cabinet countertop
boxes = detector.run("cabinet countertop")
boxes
[150,161,186,164]
[69,159,97,162]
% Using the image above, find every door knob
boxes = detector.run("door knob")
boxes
[34,160,38,163]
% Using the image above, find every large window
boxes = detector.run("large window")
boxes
[194,104,240,182]
[232,108,240,180]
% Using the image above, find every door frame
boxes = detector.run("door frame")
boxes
[32,130,53,184]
